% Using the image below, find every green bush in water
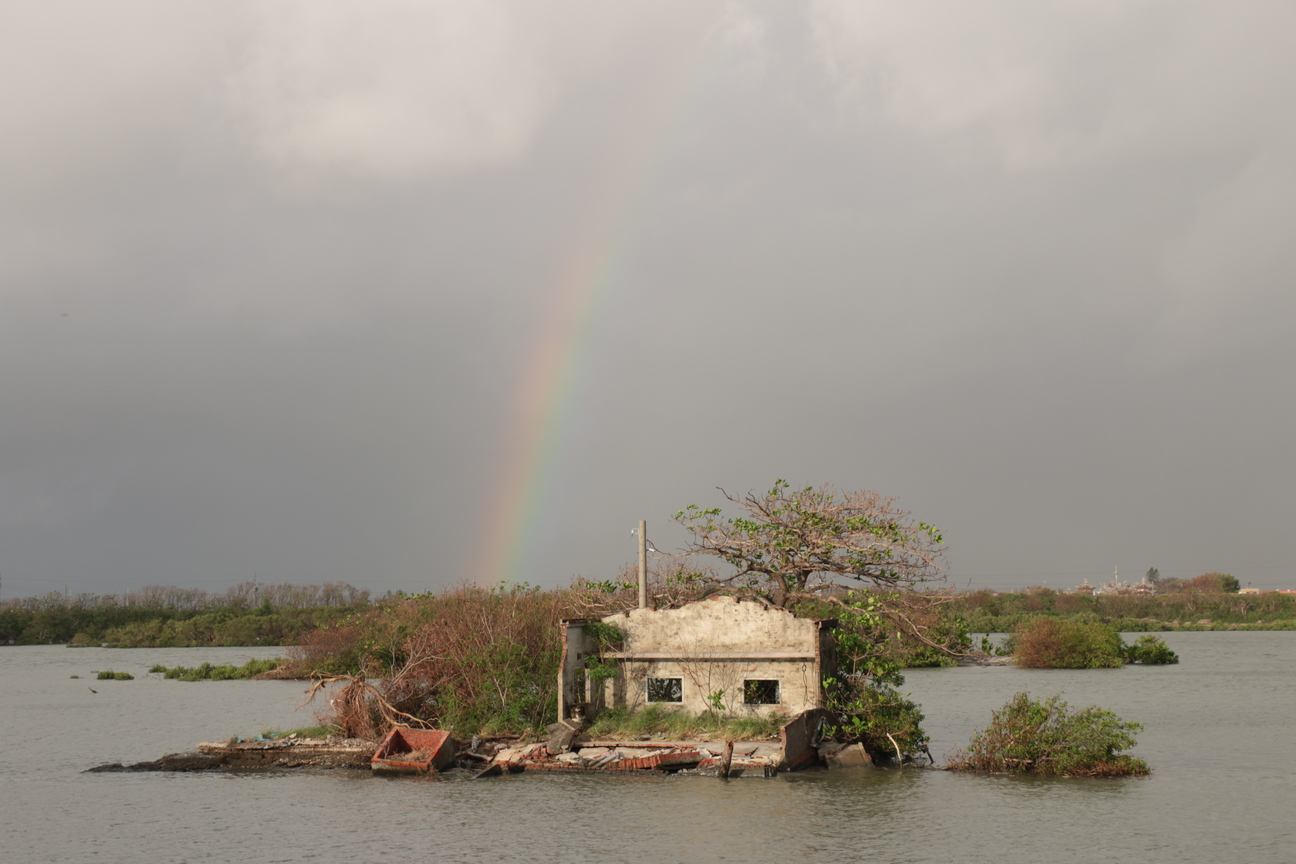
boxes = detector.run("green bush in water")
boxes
[1011,618,1126,669]
[947,692,1148,777]
[96,670,134,680]
[1123,634,1179,665]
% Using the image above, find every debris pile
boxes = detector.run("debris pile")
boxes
[371,728,455,775]
[473,737,783,778]
[85,710,891,777]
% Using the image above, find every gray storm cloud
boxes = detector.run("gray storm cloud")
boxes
[1,1,1292,598]
[232,1,553,181]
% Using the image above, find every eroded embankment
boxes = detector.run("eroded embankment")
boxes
[86,738,375,772]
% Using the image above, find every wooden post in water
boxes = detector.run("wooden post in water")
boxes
[638,520,648,609]
[718,740,734,779]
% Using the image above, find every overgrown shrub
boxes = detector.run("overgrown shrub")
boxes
[95,670,134,680]
[298,585,575,737]
[1123,634,1179,665]
[1012,617,1125,669]
[947,692,1148,777]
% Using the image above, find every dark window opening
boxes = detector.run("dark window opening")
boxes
[647,677,683,703]
[743,679,780,705]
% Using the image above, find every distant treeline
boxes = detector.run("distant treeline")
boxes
[7,579,1294,648]
[947,588,1296,633]
[0,582,370,646]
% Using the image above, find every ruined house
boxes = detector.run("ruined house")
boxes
[559,596,837,721]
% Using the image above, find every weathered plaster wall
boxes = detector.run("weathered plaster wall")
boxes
[607,657,822,716]
[591,597,834,718]
[602,596,820,654]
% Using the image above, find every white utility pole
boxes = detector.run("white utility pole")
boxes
[637,520,648,609]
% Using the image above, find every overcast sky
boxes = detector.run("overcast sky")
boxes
[3,1,1293,599]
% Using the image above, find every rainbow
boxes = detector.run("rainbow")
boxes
[473,6,725,586]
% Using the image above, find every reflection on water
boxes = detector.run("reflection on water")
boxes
[2,633,1293,863]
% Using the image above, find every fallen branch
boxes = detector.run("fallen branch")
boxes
[299,673,436,740]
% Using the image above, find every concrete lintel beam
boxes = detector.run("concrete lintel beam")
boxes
[602,651,817,660]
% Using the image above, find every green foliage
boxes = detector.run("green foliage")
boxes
[976,634,1011,656]
[898,616,969,668]
[822,673,928,761]
[803,591,935,760]
[0,583,369,646]
[819,592,893,680]
[582,620,625,652]
[582,656,618,687]
[76,607,356,648]
[948,692,1149,777]
[942,588,1296,632]
[95,670,134,680]
[794,590,969,678]
[1011,618,1125,669]
[155,657,284,681]
[1123,634,1179,665]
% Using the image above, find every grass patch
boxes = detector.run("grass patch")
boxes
[152,657,284,681]
[95,670,134,680]
[583,706,786,741]
[227,725,338,743]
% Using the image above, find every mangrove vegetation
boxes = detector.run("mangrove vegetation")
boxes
[947,692,1149,777]
[0,582,369,646]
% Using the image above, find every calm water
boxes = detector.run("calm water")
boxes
[2,633,1293,863]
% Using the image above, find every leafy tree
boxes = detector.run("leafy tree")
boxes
[674,481,960,763]
[674,480,946,605]
[673,481,968,670]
